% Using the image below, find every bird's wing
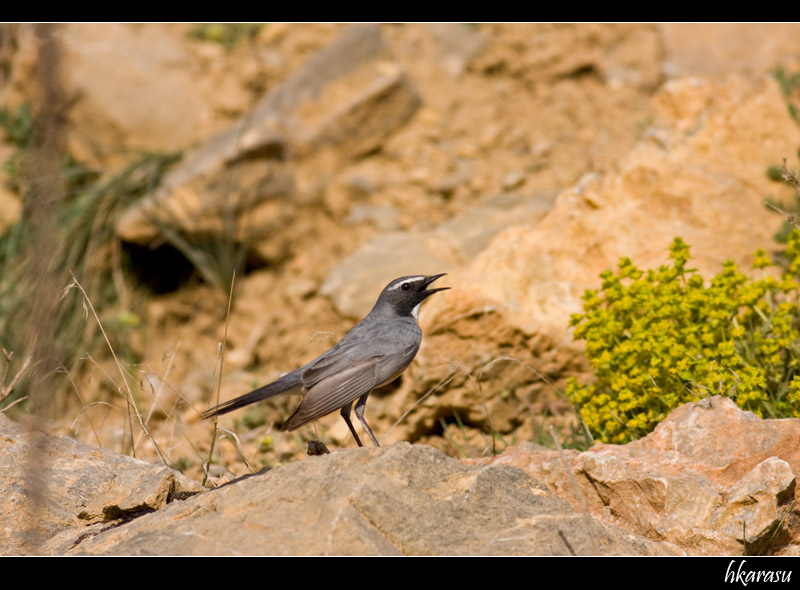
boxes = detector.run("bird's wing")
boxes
[283,356,379,430]
[301,320,421,389]
[286,338,420,431]
[299,342,355,390]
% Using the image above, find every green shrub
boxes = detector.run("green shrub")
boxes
[187,24,263,51]
[566,234,800,444]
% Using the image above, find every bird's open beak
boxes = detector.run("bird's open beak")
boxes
[419,273,450,298]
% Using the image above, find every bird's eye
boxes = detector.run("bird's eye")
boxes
[401,283,410,291]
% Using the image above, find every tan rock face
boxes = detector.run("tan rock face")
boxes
[458,76,800,339]
[471,397,800,555]
[4,398,798,555]
[0,412,677,556]
[0,415,202,556]
[114,25,420,248]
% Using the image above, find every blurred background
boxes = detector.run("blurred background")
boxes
[1,23,799,480]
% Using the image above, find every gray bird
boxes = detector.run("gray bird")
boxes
[201,274,449,447]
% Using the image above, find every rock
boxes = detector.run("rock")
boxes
[65,443,676,556]
[457,75,800,340]
[502,171,525,190]
[472,24,664,90]
[0,24,339,169]
[320,232,459,320]
[115,24,420,248]
[346,203,400,231]
[425,23,487,78]
[660,23,800,77]
[322,191,557,319]
[471,397,800,555]
[16,24,250,167]
[3,391,794,554]
[0,414,202,556]
[430,191,557,262]
[58,24,215,161]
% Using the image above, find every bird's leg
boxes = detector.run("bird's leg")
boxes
[340,402,363,447]
[354,392,380,447]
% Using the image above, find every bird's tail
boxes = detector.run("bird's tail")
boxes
[201,371,302,419]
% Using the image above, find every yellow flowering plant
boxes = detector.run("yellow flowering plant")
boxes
[566,234,800,444]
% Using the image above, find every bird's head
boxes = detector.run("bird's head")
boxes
[374,274,449,320]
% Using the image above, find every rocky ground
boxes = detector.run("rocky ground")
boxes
[1,23,800,555]
[2,397,797,555]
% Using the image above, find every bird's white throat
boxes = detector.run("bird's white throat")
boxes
[411,301,422,321]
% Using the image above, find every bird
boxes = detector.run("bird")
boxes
[201,274,449,447]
